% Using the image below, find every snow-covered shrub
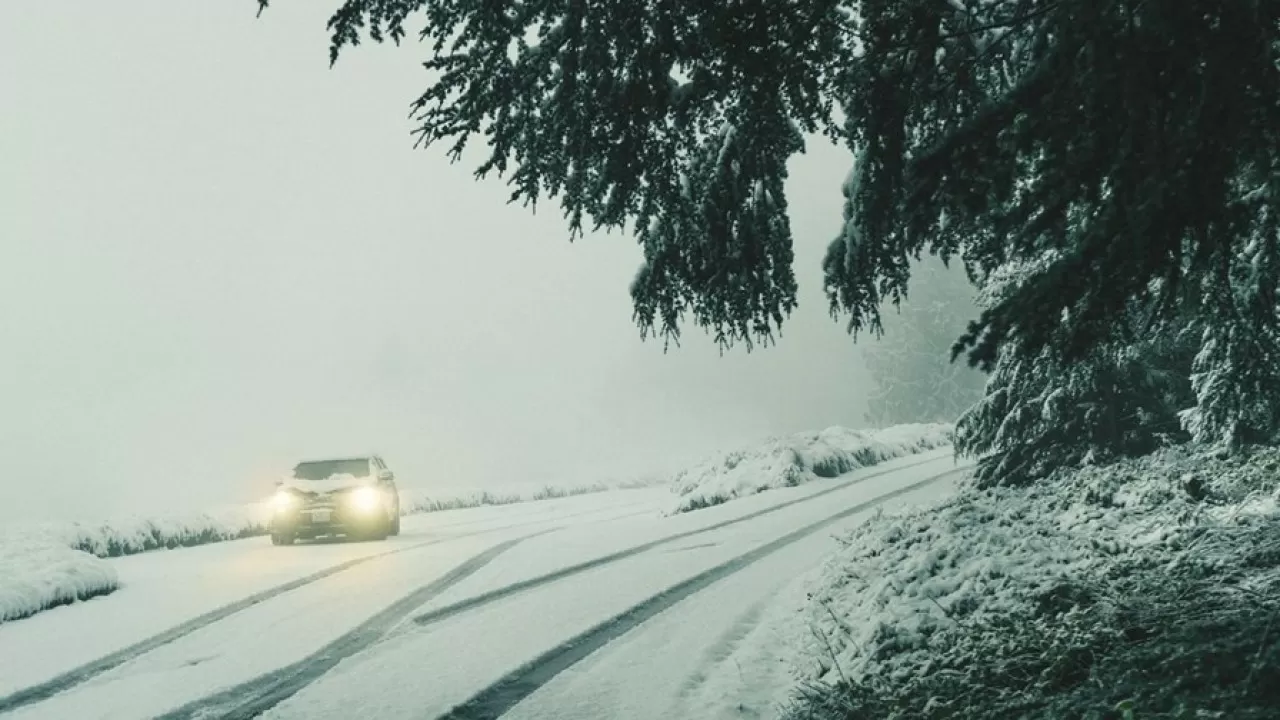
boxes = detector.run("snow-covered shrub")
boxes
[783,446,1280,719]
[38,502,276,558]
[669,423,954,514]
[0,537,119,623]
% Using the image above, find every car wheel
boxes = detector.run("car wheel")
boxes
[390,514,401,536]
[271,532,294,546]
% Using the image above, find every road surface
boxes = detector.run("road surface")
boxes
[0,447,966,719]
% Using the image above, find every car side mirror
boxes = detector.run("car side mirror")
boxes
[378,470,394,483]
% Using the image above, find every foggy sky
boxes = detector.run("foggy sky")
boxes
[1,2,881,523]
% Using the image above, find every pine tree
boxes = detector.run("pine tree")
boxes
[954,257,1199,485]
[261,0,1280,450]
[262,0,1277,356]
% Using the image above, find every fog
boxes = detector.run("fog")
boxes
[0,2,876,523]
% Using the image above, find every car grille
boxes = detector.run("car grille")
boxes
[297,494,343,523]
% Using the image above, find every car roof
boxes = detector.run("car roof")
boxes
[293,455,377,465]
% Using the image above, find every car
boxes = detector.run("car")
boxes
[268,455,401,545]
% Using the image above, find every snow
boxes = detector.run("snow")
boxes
[0,489,661,703]
[396,476,662,515]
[0,536,118,623]
[495,487,939,720]
[15,534,515,720]
[1,475,664,567]
[278,473,373,494]
[404,449,958,613]
[256,458,964,720]
[669,423,954,513]
[0,474,670,625]
[0,447,966,718]
[788,445,1280,697]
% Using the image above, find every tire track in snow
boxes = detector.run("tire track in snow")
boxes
[4,453,947,716]
[0,501,643,715]
[438,467,969,720]
[409,453,954,631]
[155,528,559,720]
[674,589,777,702]
[417,494,656,532]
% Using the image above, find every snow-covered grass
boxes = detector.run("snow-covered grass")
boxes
[783,445,1280,719]
[0,536,119,623]
[17,502,278,559]
[396,476,662,515]
[669,423,954,514]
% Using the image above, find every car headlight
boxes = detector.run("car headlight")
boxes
[350,486,381,513]
[272,491,297,512]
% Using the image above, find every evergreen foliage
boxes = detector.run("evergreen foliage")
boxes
[260,0,1280,449]
[260,0,1279,362]
[954,258,1199,485]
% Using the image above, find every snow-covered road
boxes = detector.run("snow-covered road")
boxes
[0,448,966,719]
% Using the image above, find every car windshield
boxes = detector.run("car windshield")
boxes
[291,459,371,481]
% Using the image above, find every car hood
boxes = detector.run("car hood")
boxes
[278,473,375,495]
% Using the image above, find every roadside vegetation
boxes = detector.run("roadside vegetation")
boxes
[783,447,1280,719]
[669,423,953,513]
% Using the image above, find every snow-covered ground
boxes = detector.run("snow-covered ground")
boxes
[0,489,658,700]
[0,476,670,626]
[669,423,953,513]
[0,445,965,719]
[3,475,666,562]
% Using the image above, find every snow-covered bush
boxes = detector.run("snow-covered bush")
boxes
[669,423,954,514]
[784,446,1280,719]
[33,502,276,558]
[0,537,119,623]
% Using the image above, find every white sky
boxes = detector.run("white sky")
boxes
[1,2,882,523]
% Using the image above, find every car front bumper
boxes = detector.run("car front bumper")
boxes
[271,504,386,538]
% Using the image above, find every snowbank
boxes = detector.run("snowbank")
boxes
[0,537,119,623]
[669,423,954,513]
[784,445,1280,718]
